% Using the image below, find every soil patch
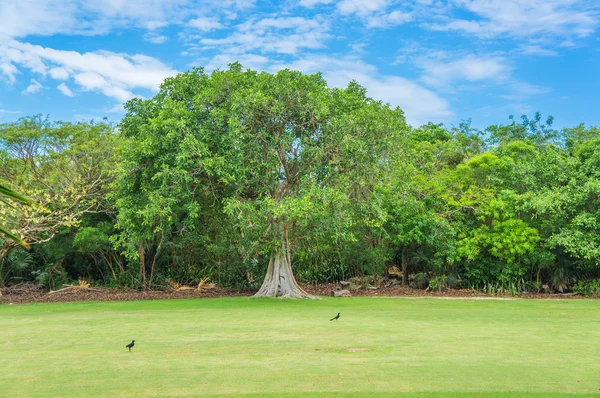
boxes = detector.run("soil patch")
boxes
[0,282,589,305]
[301,283,586,300]
[0,283,252,305]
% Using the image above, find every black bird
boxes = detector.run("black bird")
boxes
[330,313,340,321]
[126,340,135,351]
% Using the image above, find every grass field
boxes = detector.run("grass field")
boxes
[1,296,600,397]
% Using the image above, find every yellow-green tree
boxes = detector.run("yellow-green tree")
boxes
[0,116,119,266]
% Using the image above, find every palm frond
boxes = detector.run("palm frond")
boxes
[0,225,30,249]
[0,197,14,207]
[0,184,30,204]
[0,183,31,248]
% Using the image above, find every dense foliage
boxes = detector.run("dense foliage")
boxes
[2,66,600,294]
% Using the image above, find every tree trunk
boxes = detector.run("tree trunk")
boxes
[137,243,146,290]
[401,247,408,287]
[149,235,164,290]
[100,251,117,282]
[253,239,315,299]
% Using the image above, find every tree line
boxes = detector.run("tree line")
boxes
[2,64,600,296]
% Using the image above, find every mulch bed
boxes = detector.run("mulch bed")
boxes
[301,283,586,300]
[0,283,252,305]
[0,282,589,305]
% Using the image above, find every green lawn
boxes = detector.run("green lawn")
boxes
[1,297,599,397]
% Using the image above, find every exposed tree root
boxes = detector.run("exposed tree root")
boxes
[253,249,317,299]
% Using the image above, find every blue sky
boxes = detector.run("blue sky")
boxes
[0,0,599,129]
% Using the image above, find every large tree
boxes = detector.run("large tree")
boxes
[116,64,408,297]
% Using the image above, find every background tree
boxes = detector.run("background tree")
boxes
[0,116,120,287]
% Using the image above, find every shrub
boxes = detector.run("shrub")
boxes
[410,272,430,289]
[572,279,600,296]
[429,275,448,292]
[0,247,36,286]
[446,274,462,289]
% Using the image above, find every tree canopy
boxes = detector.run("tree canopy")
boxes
[1,67,600,297]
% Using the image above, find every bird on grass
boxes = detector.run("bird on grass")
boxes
[330,313,340,321]
[126,340,135,352]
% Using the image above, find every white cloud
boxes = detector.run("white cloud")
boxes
[1,39,178,102]
[250,17,322,32]
[337,0,389,17]
[418,54,510,87]
[0,108,20,121]
[366,10,412,28]
[0,0,255,38]
[23,78,43,94]
[106,103,125,113]
[361,75,453,126]
[0,0,84,38]
[0,60,18,83]
[189,17,224,32]
[74,73,127,101]
[501,82,551,100]
[299,0,335,7]
[49,67,70,80]
[334,1,416,30]
[81,0,189,31]
[205,53,270,71]
[0,108,20,114]
[57,82,75,97]
[200,17,330,55]
[429,0,599,41]
[273,55,453,126]
[408,49,552,102]
[0,0,594,127]
[0,0,175,37]
[223,0,255,9]
[475,102,535,120]
[143,32,168,44]
[517,45,558,56]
